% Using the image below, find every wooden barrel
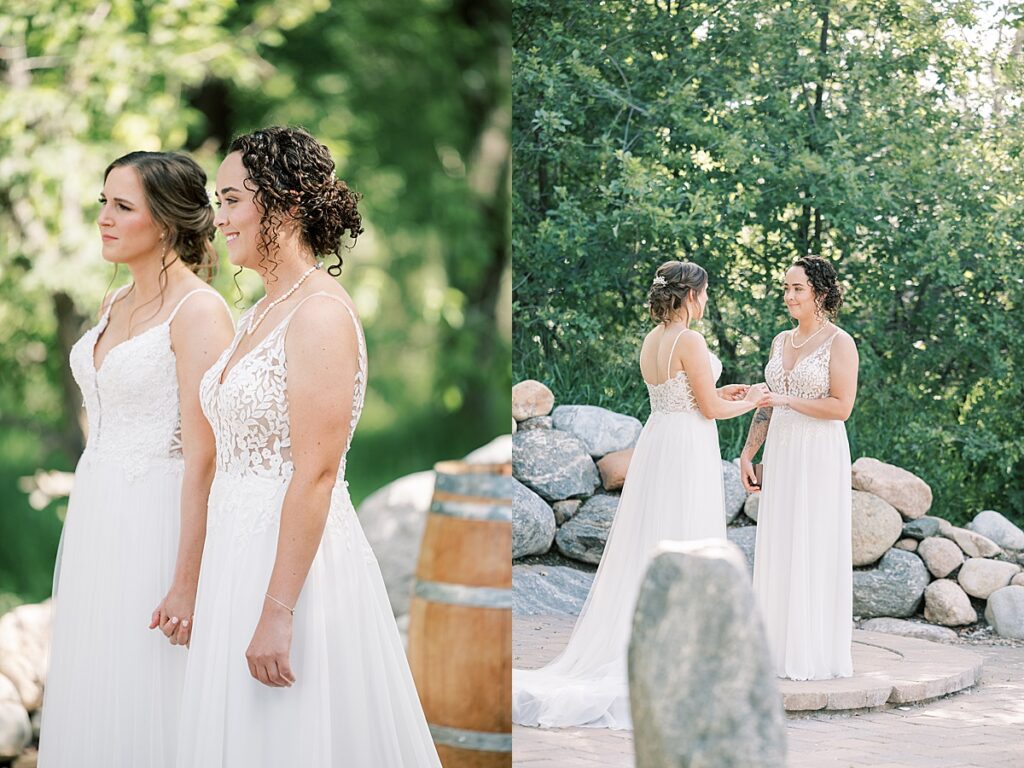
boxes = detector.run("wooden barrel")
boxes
[408,460,513,768]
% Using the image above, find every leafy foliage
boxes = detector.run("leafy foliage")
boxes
[513,0,1024,526]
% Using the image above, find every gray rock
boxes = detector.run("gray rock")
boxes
[968,510,1024,551]
[552,499,581,526]
[917,536,964,579]
[512,479,556,559]
[518,415,553,431]
[629,540,786,768]
[512,429,600,501]
[853,549,931,619]
[851,490,904,567]
[957,558,1021,600]
[554,494,619,564]
[726,526,758,575]
[551,405,642,458]
[945,526,1003,559]
[512,564,595,617]
[357,470,436,617]
[859,618,958,644]
[721,460,747,524]
[985,585,1024,640]
[923,579,977,626]
[902,518,940,541]
[743,492,760,523]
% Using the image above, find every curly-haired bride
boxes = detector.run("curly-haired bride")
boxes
[512,260,767,730]
[174,127,441,767]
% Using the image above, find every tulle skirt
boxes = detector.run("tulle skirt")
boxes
[175,472,441,768]
[38,454,187,768]
[752,407,853,680]
[512,409,726,730]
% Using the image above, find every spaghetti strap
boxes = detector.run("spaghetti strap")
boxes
[166,288,231,324]
[100,284,131,322]
[283,292,365,365]
[665,329,689,380]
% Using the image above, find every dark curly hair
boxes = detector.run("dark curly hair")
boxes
[792,256,843,318]
[647,261,708,324]
[104,151,217,276]
[227,126,363,277]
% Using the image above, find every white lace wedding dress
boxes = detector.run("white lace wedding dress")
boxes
[39,288,226,767]
[752,330,853,680]
[512,345,727,730]
[175,292,441,767]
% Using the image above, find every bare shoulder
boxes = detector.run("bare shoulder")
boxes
[169,289,230,324]
[676,328,708,354]
[286,289,361,361]
[830,326,857,352]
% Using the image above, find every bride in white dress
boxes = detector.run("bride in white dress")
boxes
[175,126,441,767]
[39,152,233,766]
[740,256,859,680]
[512,261,767,730]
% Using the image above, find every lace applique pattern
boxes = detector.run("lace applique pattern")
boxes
[765,331,837,401]
[646,352,722,414]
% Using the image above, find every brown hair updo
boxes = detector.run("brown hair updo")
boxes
[104,151,217,278]
[792,256,843,318]
[647,261,709,324]
[227,126,364,277]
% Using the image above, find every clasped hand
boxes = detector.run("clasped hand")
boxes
[150,587,194,647]
[720,382,770,402]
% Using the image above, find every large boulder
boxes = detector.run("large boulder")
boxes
[512,479,555,559]
[985,585,1024,640]
[917,536,964,579]
[358,470,437,617]
[0,602,51,712]
[555,494,619,564]
[512,429,600,502]
[551,405,642,458]
[517,416,553,432]
[923,579,977,627]
[956,558,1021,600]
[944,526,1003,559]
[0,674,30,761]
[726,526,757,574]
[968,511,1024,552]
[512,379,555,422]
[596,448,632,492]
[743,493,760,523]
[851,457,932,519]
[851,491,904,567]
[629,540,787,768]
[512,564,595,617]
[852,549,931,619]
[721,460,747,524]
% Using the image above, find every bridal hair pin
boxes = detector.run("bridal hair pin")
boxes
[652,275,667,286]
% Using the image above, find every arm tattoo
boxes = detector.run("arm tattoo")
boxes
[742,406,773,457]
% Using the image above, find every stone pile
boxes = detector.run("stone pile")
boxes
[0,601,50,760]
[512,380,1024,642]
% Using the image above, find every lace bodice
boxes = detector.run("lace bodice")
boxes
[765,330,838,400]
[68,288,225,481]
[199,292,366,483]
[646,351,722,414]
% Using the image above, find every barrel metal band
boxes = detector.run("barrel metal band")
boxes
[430,498,512,522]
[414,580,513,609]
[428,723,512,752]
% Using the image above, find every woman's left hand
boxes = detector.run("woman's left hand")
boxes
[758,392,792,409]
[245,599,296,688]
[719,384,749,401]
[150,586,195,647]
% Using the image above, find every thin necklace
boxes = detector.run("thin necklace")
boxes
[246,262,321,335]
[790,320,830,349]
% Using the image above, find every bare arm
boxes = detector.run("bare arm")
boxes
[759,333,859,421]
[152,292,234,644]
[676,331,764,420]
[246,296,359,688]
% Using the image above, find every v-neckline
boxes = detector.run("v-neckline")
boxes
[216,312,291,386]
[91,313,170,375]
[780,330,836,374]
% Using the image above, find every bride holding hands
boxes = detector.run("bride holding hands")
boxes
[513,260,767,730]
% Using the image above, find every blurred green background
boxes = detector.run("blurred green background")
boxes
[514,0,1024,528]
[0,0,511,612]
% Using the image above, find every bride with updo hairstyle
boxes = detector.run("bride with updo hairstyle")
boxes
[740,255,859,681]
[174,126,441,767]
[39,151,234,767]
[513,260,768,730]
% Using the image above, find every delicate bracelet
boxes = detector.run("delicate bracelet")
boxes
[265,592,295,615]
